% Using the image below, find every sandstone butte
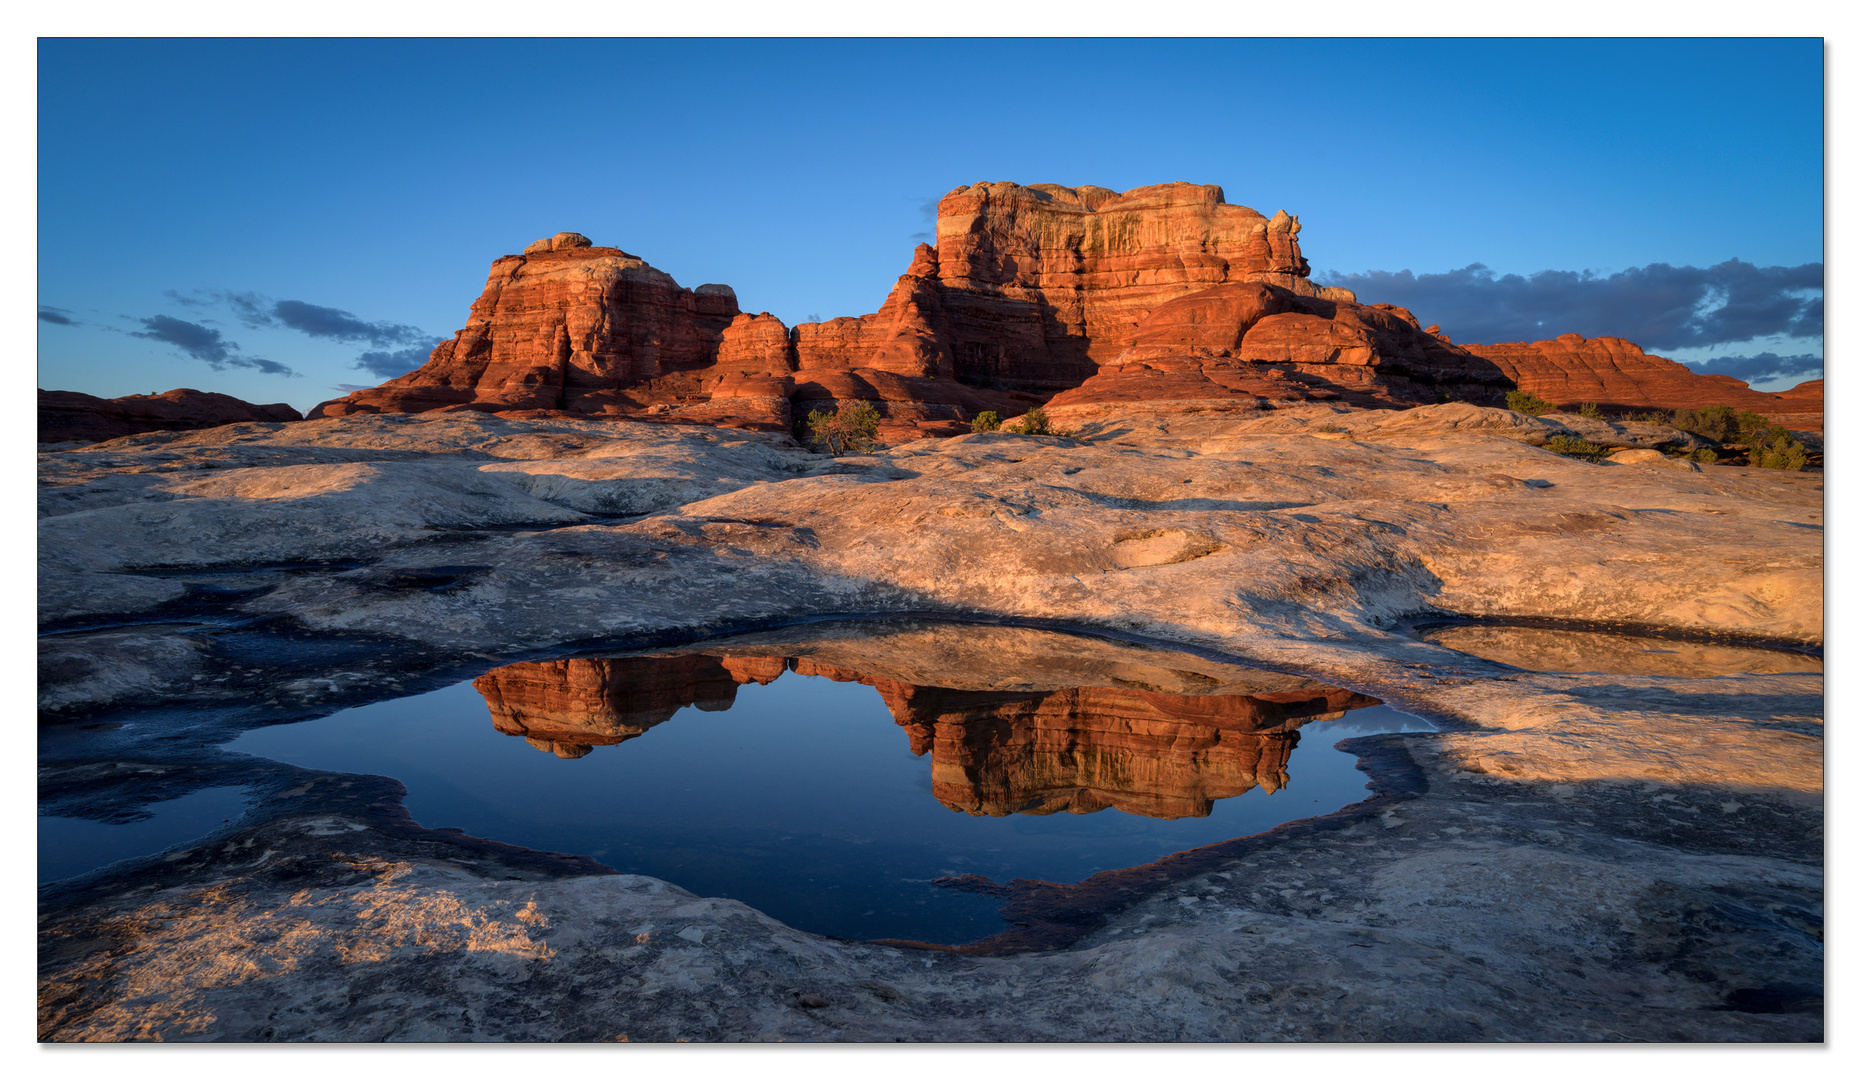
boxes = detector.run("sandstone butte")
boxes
[298,182,1820,440]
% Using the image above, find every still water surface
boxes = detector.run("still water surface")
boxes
[228,661,1429,944]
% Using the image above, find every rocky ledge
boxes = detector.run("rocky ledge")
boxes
[37,405,1821,1041]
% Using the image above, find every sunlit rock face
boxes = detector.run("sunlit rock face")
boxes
[476,644,1379,818]
[301,184,1522,442]
[1463,334,1823,431]
[309,237,746,423]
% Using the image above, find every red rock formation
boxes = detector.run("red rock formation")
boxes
[310,232,745,421]
[797,183,1343,394]
[1464,334,1823,431]
[38,388,302,445]
[1045,285,1516,417]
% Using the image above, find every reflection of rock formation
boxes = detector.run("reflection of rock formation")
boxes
[473,654,784,759]
[473,640,1379,819]
[860,677,1378,819]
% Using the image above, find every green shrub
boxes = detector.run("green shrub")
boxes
[1506,390,1555,416]
[1629,409,1673,424]
[1007,406,1052,435]
[1577,402,1603,419]
[1691,447,1719,465]
[970,410,1001,433]
[805,400,881,455]
[1669,404,1739,442]
[1752,431,1808,471]
[1315,422,1343,433]
[1669,404,1807,470]
[1544,434,1608,460]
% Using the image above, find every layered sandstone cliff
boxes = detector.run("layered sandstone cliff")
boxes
[38,388,302,445]
[1463,334,1823,431]
[1044,285,1515,418]
[300,185,1817,442]
[309,185,1502,438]
[311,232,752,423]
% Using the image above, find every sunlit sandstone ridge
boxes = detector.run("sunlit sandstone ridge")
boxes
[305,183,1526,437]
[295,181,1819,441]
[1462,335,1824,432]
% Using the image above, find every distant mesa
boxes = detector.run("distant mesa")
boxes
[38,388,302,446]
[471,651,1380,819]
[1462,334,1823,432]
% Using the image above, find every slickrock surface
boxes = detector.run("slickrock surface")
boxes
[37,407,1822,1041]
[1465,334,1823,431]
[39,388,302,446]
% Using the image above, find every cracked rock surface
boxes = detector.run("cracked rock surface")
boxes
[38,405,1822,1041]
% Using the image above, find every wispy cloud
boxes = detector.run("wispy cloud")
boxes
[1318,259,1823,350]
[129,315,297,376]
[166,289,432,346]
[38,306,77,326]
[910,195,940,242]
[1679,352,1822,386]
[353,343,440,378]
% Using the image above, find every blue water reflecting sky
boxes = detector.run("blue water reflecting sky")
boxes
[227,669,1430,944]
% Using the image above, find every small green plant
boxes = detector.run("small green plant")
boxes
[1751,430,1808,470]
[1668,404,1740,442]
[1506,390,1555,416]
[1629,409,1673,424]
[1668,404,1807,470]
[970,410,1002,433]
[1544,434,1608,460]
[804,400,881,455]
[1006,406,1053,435]
[1691,447,1719,465]
[1577,402,1603,419]
[1315,422,1343,433]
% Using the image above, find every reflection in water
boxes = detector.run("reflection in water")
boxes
[1422,625,1822,678]
[473,655,1382,820]
[229,622,1430,944]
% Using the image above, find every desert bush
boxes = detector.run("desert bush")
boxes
[1691,447,1718,465]
[1506,390,1555,416]
[1544,434,1608,460]
[971,410,1002,433]
[1316,422,1343,433]
[1669,404,1740,442]
[1577,402,1603,419]
[1752,430,1808,470]
[1007,406,1053,435]
[1629,409,1673,424]
[805,400,881,455]
[1669,404,1807,470]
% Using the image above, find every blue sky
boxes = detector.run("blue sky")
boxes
[37,38,1825,412]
